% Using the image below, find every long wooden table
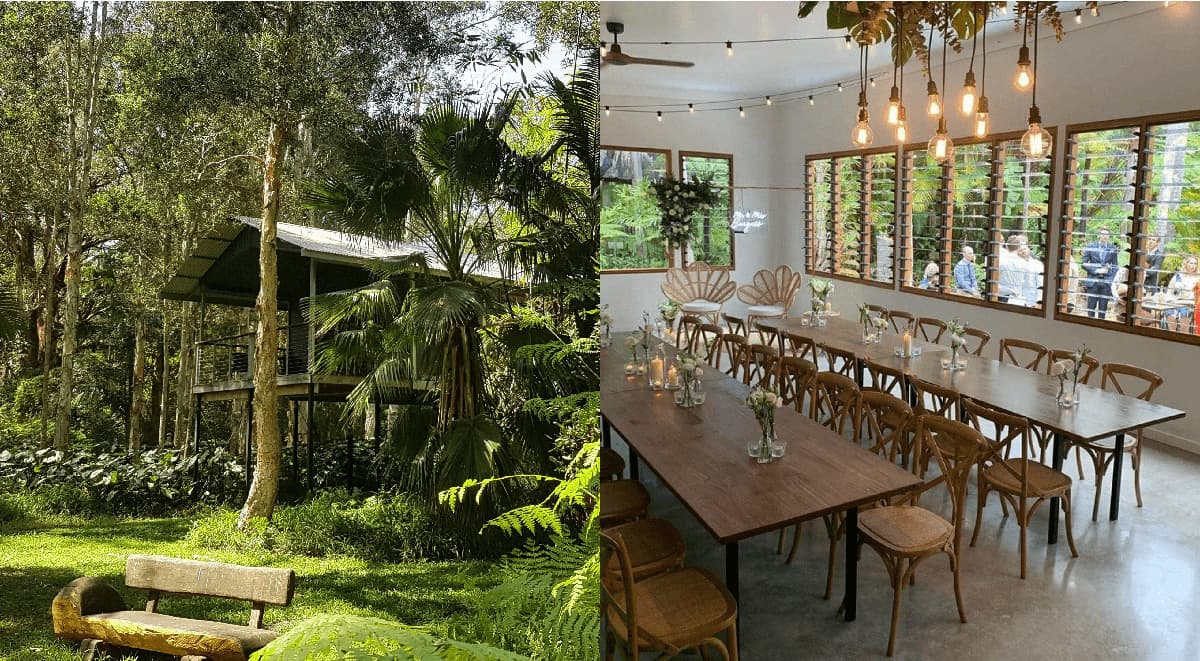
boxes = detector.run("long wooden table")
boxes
[600,334,922,627]
[762,315,1186,537]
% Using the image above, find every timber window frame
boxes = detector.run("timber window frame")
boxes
[600,145,675,274]
[679,151,735,270]
[804,146,899,288]
[1056,110,1200,346]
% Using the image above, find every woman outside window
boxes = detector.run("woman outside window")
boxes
[1162,254,1200,332]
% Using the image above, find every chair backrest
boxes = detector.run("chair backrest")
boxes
[913,416,986,541]
[909,375,959,419]
[861,390,915,465]
[1047,349,1101,385]
[962,327,991,357]
[863,359,906,397]
[675,314,702,350]
[779,356,817,415]
[889,310,916,335]
[746,343,779,387]
[999,338,1049,370]
[692,323,725,368]
[962,399,1032,499]
[737,265,803,309]
[813,372,861,440]
[661,262,736,305]
[722,313,747,337]
[755,321,782,352]
[820,343,858,379]
[600,530,644,657]
[1100,362,1164,401]
[784,331,817,361]
[865,304,889,323]
[916,317,947,344]
[720,333,750,381]
[125,555,295,628]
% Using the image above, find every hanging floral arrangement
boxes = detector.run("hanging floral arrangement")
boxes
[649,176,720,250]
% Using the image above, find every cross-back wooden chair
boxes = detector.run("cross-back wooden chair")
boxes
[820,344,859,380]
[812,372,862,441]
[754,321,782,352]
[737,266,802,330]
[777,356,817,416]
[889,310,916,335]
[661,262,736,325]
[961,327,991,356]
[783,330,817,361]
[722,313,747,337]
[1075,363,1163,521]
[864,359,906,398]
[675,314,703,350]
[745,343,779,388]
[601,530,739,661]
[719,333,750,382]
[855,415,982,657]
[690,323,725,370]
[599,479,650,527]
[602,517,687,582]
[908,375,960,422]
[963,399,1078,579]
[600,447,625,481]
[861,390,917,468]
[998,338,1049,371]
[915,317,947,344]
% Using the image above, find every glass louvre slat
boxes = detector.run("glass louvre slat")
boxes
[902,149,943,290]
[948,143,992,298]
[806,158,833,272]
[805,152,896,285]
[996,137,1051,309]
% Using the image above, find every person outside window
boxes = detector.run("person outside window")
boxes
[1143,234,1165,294]
[1163,254,1200,332]
[1081,228,1119,319]
[953,245,980,296]
[919,262,940,289]
[997,234,1027,304]
[1017,242,1044,307]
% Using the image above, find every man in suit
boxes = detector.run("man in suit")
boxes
[1081,228,1120,319]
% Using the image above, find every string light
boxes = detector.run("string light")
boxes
[688,103,694,113]
[600,41,607,57]
[604,106,610,116]
[870,77,876,88]
[1091,4,1100,17]
[886,85,901,125]
[925,22,941,117]
[837,82,843,93]
[765,95,772,105]
[844,35,853,50]
[738,106,745,118]
[726,40,733,57]
[960,11,979,116]
[851,44,873,148]
[809,95,815,106]
[1074,8,1083,23]
[656,111,663,122]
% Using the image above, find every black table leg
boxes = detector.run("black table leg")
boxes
[855,360,864,389]
[844,506,859,622]
[726,540,740,656]
[1110,433,1125,521]
[1048,432,1064,544]
[629,450,639,481]
[601,416,611,449]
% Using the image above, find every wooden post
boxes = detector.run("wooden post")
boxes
[988,142,1008,302]
[308,259,316,369]
[291,400,299,488]
[191,395,202,481]
[939,158,955,293]
[306,384,314,495]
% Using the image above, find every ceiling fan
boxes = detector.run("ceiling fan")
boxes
[602,22,695,68]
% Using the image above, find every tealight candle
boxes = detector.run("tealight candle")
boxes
[667,365,679,388]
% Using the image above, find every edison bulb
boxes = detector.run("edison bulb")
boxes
[928,119,955,162]
[926,80,941,117]
[896,119,908,143]
[1021,122,1052,158]
[960,72,977,115]
[851,106,874,147]
[1015,46,1033,90]
[886,85,901,125]
[974,97,990,138]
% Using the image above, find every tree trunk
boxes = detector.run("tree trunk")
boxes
[173,301,195,454]
[54,2,107,452]
[147,341,163,444]
[238,119,288,528]
[39,200,62,448]
[228,397,247,457]
[158,307,172,447]
[128,312,147,453]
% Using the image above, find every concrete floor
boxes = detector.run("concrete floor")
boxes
[605,432,1200,660]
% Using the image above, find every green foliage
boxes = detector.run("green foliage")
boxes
[250,614,528,661]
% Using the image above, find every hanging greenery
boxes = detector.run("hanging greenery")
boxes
[797,2,1083,68]
[649,176,720,250]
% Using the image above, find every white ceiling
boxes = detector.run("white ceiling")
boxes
[600,1,1161,101]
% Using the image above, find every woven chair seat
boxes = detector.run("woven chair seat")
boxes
[603,518,686,580]
[982,460,1071,497]
[679,300,721,314]
[859,505,952,556]
[600,447,625,480]
[600,480,650,525]
[606,567,737,650]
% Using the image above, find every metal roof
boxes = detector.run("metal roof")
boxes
[161,216,509,304]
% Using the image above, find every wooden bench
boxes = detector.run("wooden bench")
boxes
[52,554,295,661]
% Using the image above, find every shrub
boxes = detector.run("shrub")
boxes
[249,614,526,660]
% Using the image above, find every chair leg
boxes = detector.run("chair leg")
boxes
[1018,509,1028,580]
[1090,451,1109,522]
[970,482,987,547]
[1075,445,1086,481]
[950,549,968,623]
[786,523,803,564]
[1063,490,1080,559]
[776,528,785,555]
[728,622,739,661]
[824,531,838,600]
[1133,443,1143,508]
[886,573,904,657]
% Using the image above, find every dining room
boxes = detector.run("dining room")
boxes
[598,2,1200,659]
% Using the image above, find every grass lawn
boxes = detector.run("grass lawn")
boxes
[0,516,504,660]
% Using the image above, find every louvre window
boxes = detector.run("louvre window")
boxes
[804,148,897,286]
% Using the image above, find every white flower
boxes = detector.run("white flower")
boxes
[1051,359,1073,378]
[951,334,966,349]
[775,397,784,408]
[673,185,680,191]
[694,366,704,377]
[765,392,777,405]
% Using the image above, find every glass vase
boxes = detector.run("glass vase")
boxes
[748,421,775,463]
[648,345,666,390]
[862,324,874,344]
[941,347,965,370]
[675,378,705,407]
[1057,381,1075,408]
[599,325,611,348]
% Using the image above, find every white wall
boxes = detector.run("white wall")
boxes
[602,5,1200,453]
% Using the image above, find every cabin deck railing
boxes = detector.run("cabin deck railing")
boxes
[194,324,313,387]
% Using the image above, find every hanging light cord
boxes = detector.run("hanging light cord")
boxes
[969,8,978,73]
[1032,2,1040,108]
[927,20,936,86]
[940,15,948,106]
[898,7,904,99]
[980,3,987,97]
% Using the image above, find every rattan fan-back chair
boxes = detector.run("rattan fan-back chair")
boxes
[661,262,737,325]
[964,399,1078,579]
[737,266,802,331]
[855,415,983,657]
[602,530,739,661]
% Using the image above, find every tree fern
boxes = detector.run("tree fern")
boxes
[250,614,529,660]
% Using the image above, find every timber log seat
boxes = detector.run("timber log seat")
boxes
[52,554,295,661]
